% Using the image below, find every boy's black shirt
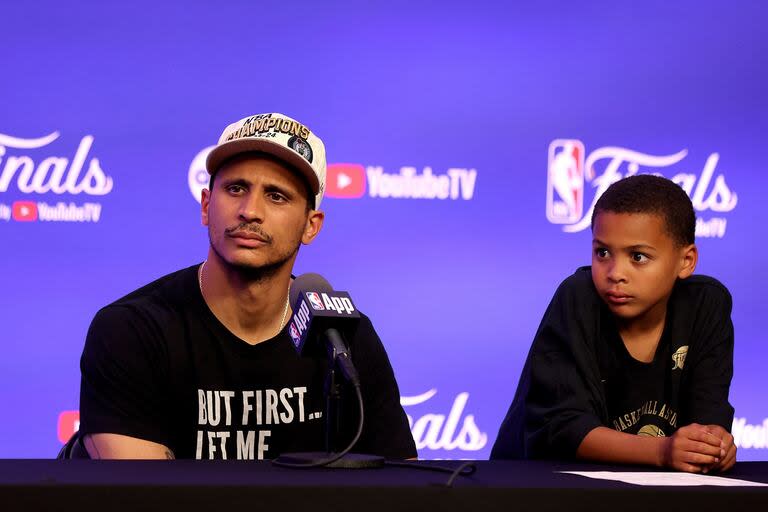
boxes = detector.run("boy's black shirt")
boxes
[490,266,734,460]
[79,264,417,460]
[600,312,676,437]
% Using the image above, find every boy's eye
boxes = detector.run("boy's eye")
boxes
[632,253,650,263]
[595,248,609,259]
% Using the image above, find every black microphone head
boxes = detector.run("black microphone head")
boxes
[287,273,359,357]
[290,273,333,306]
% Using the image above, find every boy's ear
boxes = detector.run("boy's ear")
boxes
[677,244,698,279]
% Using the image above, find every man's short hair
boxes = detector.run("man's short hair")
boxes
[209,151,315,211]
[591,174,696,246]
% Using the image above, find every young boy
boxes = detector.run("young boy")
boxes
[491,175,736,473]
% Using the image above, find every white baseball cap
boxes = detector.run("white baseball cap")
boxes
[206,113,326,208]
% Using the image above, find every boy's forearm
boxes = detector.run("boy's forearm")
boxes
[576,426,665,466]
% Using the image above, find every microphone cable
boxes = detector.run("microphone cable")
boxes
[271,381,477,486]
[271,382,365,469]
[383,460,477,488]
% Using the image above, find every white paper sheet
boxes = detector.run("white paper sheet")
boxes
[559,471,768,487]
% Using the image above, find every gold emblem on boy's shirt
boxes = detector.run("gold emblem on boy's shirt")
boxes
[671,346,688,370]
[638,424,666,437]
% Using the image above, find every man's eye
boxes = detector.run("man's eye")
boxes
[595,248,609,258]
[268,192,287,202]
[632,253,650,263]
[227,185,245,194]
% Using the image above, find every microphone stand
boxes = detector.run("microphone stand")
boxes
[273,331,384,469]
[324,363,341,453]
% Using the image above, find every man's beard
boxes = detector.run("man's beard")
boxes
[209,226,302,284]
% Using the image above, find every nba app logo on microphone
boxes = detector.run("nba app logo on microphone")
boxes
[289,322,301,347]
[307,292,325,310]
[546,140,585,224]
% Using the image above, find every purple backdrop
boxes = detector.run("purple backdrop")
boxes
[1,0,766,460]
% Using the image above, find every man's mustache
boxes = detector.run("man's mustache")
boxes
[224,223,273,243]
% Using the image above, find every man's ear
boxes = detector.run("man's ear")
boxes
[677,243,698,279]
[302,210,325,245]
[201,188,210,226]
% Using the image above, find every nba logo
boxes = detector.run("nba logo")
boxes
[547,139,586,224]
[289,322,301,346]
[307,292,324,310]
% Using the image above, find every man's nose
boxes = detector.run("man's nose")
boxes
[238,193,265,223]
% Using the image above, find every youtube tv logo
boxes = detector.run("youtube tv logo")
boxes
[12,201,38,222]
[326,164,366,198]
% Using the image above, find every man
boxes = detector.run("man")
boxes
[79,113,417,460]
[491,175,735,473]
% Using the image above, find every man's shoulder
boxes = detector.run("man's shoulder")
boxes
[348,311,377,346]
[82,265,201,370]
[94,264,200,325]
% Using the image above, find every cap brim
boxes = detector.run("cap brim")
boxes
[205,138,320,195]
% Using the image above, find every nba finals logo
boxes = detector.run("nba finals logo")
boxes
[0,132,113,223]
[546,140,587,224]
[545,139,738,239]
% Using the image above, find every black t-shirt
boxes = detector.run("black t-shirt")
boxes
[599,314,677,437]
[491,266,735,460]
[79,264,417,460]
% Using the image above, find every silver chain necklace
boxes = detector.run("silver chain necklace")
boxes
[198,260,290,339]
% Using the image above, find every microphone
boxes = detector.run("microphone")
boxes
[274,273,384,469]
[287,273,361,386]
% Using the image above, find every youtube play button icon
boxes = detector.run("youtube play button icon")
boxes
[12,201,38,222]
[326,164,366,198]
